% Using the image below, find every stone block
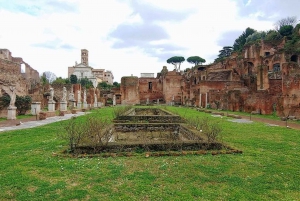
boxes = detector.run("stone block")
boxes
[59,111,65,116]
[7,106,17,120]
[39,112,47,120]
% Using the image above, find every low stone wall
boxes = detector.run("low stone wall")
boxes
[179,125,202,140]
[114,115,184,123]
[114,123,179,132]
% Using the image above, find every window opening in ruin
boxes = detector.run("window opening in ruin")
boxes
[21,64,25,73]
[148,82,152,90]
[194,78,197,85]
[265,52,270,56]
[273,63,280,72]
[291,55,298,62]
[202,76,206,80]
[247,62,254,75]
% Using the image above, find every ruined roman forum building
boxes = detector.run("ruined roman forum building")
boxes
[68,49,114,86]
[0,49,40,96]
[120,36,300,117]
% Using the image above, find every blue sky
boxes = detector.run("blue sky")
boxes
[1,0,300,82]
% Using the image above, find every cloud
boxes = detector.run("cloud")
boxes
[60,44,75,50]
[217,30,244,47]
[110,24,169,45]
[0,0,78,15]
[129,1,194,23]
[235,0,300,21]
[31,38,75,50]
[109,1,193,63]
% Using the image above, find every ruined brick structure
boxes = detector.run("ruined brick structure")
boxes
[0,49,41,117]
[0,49,40,96]
[120,37,300,117]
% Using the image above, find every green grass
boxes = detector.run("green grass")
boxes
[200,107,289,122]
[0,114,35,121]
[0,106,299,200]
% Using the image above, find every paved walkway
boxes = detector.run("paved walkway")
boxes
[0,112,87,132]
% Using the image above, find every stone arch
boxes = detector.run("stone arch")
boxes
[291,55,298,62]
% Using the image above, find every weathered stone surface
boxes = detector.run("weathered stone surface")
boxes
[39,112,47,120]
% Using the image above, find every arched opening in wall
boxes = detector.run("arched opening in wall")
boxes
[194,77,196,85]
[273,63,280,72]
[202,76,206,80]
[291,55,298,62]
[21,63,26,73]
[148,82,152,90]
[247,62,254,75]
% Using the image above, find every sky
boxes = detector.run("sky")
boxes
[1,0,300,82]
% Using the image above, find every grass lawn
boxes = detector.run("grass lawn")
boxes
[0,106,299,200]
[0,114,35,122]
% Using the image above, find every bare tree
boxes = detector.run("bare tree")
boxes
[274,16,297,31]
[42,71,57,84]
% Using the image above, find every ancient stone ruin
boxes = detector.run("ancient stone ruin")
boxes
[118,31,300,117]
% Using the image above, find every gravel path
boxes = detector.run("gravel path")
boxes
[0,112,87,132]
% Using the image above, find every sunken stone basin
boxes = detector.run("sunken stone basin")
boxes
[74,107,226,154]
[113,123,202,142]
[113,108,184,123]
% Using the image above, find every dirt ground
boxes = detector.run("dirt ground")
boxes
[239,115,300,130]
[0,116,38,128]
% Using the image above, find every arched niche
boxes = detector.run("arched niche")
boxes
[273,63,280,72]
[247,62,254,75]
[291,55,298,63]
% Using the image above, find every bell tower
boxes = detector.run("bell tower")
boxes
[81,49,89,66]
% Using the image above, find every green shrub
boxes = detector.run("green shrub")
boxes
[0,94,10,110]
[15,95,32,115]
[0,94,31,115]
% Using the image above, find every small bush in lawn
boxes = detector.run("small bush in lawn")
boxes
[58,115,114,153]
[186,116,222,143]
[113,105,133,118]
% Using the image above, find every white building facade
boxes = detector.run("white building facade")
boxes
[68,49,114,87]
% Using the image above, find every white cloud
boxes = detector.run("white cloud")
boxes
[0,0,299,82]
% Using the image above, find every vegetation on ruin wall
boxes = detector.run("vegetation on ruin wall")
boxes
[0,106,299,200]
[0,94,31,114]
[215,17,300,63]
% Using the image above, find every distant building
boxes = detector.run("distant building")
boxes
[68,49,114,87]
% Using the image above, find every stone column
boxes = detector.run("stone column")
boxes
[7,106,17,120]
[60,101,68,111]
[77,90,82,109]
[31,102,41,115]
[113,95,116,106]
[199,93,202,107]
[205,92,208,108]
[172,95,174,106]
[146,98,149,105]
[94,95,98,108]
[83,89,88,109]
[157,99,159,105]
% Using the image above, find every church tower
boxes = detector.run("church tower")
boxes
[81,49,89,66]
